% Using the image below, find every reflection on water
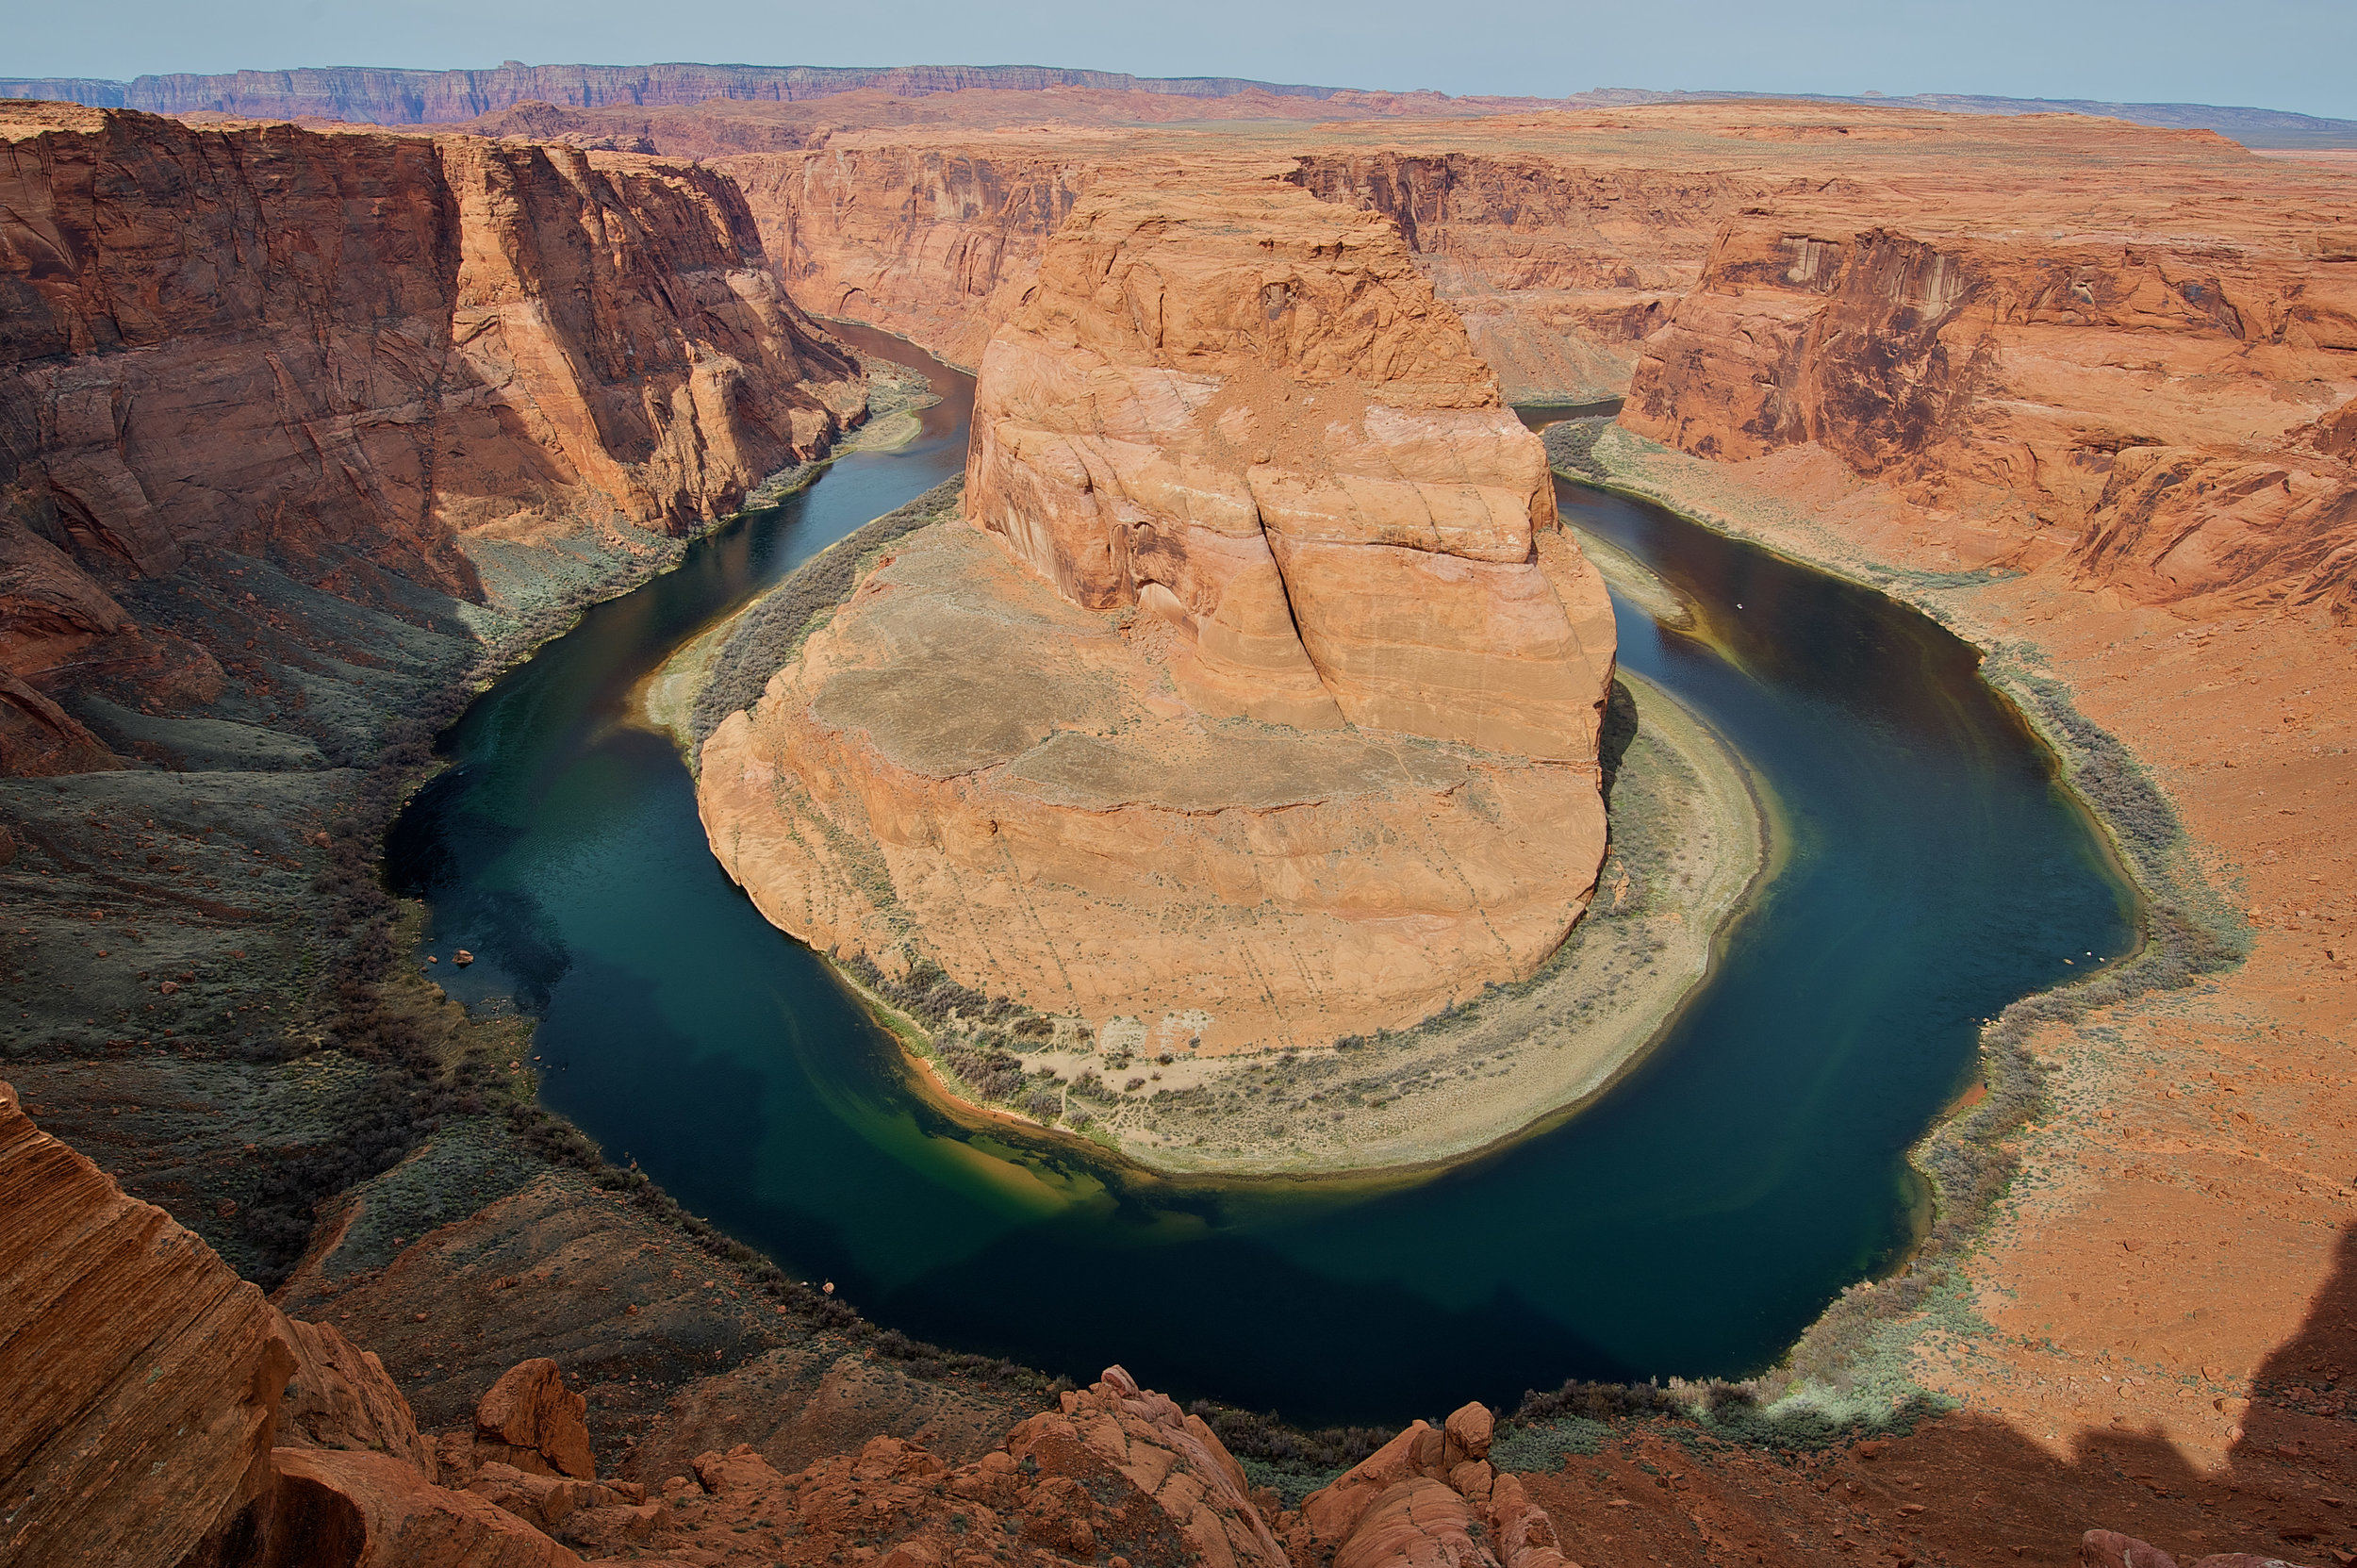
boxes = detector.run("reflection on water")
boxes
[389,341,2135,1426]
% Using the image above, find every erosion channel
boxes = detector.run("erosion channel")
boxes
[387,326,2137,1428]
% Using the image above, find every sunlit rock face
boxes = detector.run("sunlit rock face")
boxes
[701,179,1614,1055]
[965,178,1616,760]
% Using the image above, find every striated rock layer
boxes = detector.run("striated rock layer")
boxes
[0,1078,294,1566]
[0,102,863,774]
[696,103,2354,616]
[701,182,1613,1054]
[1624,206,2357,618]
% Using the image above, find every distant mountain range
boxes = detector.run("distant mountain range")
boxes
[1581,87,2357,148]
[4,60,2352,148]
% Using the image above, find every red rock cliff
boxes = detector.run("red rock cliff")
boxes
[1624,182,2357,618]
[0,102,862,773]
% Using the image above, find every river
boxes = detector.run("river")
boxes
[387,325,2135,1427]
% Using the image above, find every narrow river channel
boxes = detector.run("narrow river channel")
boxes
[387,326,2135,1427]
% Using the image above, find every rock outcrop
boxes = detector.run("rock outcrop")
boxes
[469,1359,597,1480]
[700,181,1613,1053]
[964,181,1615,758]
[1622,159,2357,619]
[277,1316,440,1479]
[0,1078,295,1567]
[0,102,863,774]
[1281,1400,1558,1568]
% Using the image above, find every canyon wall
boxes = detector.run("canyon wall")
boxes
[1622,167,2357,619]
[0,102,862,773]
[684,105,2354,602]
[1284,150,1737,402]
[707,136,1739,401]
[715,136,1108,367]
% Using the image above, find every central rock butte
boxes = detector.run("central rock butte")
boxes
[699,179,1617,1054]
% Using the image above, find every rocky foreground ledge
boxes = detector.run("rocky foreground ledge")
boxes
[0,1072,1566,1568]
[4,1070,2322,1568]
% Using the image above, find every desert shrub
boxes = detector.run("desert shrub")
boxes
[942,1040,1027,1102]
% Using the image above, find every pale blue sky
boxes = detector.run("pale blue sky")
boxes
[10,0,2354,122]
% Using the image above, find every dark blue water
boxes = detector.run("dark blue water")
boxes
[387,329,2135,1427]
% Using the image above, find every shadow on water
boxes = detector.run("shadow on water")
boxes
[388,361,2136,1428]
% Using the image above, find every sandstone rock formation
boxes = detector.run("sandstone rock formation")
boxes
[717,135,1104,367]
[277,1316,440,1480]
[701,181,1614,1053]
[1619,146,2357,619]
[964,182,1615,758]
[688,103,2352,620]
[1286,151,1724,404]
[1282,1400,1563,1568]
[0,102,863,774]
[470,1358,597,1480]
[0,1078,295,1566]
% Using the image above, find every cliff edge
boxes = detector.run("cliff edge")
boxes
[0,102,865,775]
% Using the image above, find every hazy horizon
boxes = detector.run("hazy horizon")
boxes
[8,0,2354,123]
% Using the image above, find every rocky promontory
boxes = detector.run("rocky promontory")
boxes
[700,181,1615,1065]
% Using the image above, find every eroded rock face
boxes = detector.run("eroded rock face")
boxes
[1624,202,2357,619]
[0,1078,295,1567]
[0,102,863,774]
[701,182,1613,1053]
[964,180,1615,760]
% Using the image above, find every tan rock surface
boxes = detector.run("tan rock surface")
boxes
[701,522,1605,1051]
[964,179,1613,757]
[700,179,1613,1055]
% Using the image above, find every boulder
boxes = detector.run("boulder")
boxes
[276,1315,439,1481]
[474,1359,596,1480]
